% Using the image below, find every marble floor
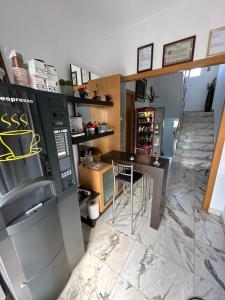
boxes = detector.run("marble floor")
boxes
[58,162,225,300]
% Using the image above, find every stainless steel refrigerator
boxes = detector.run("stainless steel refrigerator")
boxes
[0,83,84,300]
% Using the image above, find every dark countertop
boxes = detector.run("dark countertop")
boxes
[100,150,169,230]
[101,150,169,170]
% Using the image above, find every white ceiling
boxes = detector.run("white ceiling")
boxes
[67,0,182,36]
[1,0,224,78]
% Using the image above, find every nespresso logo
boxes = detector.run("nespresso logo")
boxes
[0,96,33,104]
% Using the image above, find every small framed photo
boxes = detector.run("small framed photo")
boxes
[135,79,147,102]
[71,71,78,86]
[207,26,225,57]
[162,36,196,67]
[137,43,154,73]
[80,68,91,84]
[0,50,9,82]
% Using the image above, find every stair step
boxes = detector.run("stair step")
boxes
[178,135,214,143]
[181,122,214,129]
[173,156,212,169]
[176,142,214,151]
[179,128,214,136]
[183,111,214,116]
[183,115,214,123]
[175,149,213,159]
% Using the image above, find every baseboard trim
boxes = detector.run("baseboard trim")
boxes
[222,215,225,235]
[208,208,225,234]
[208,207,221,217]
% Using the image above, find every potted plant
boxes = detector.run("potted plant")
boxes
[145,86,159,105]
[78,85,88,100]
[59,79,73,96]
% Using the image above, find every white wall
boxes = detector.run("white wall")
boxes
[223,207,225,226]
[126,81,136,92]
[98,0,225,76]
[0,0,105,81]
[184,66,219,111]
[210,142,225,213]
[212,64,225,143]
[0,0,225,79]
[134,73,183,117]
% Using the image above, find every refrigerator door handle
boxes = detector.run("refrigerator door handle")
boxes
[0,177,55,208]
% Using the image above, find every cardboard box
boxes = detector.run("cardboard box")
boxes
[46,79,60,93]
[45,64,58,90]
[29,75,48,91]
[45,64,57,76]
[13,67,30,87]
[47,73,58,82]
[47,85,60,93]
[27,59,47,78]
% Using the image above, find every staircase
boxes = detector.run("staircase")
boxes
[174,111,214,169]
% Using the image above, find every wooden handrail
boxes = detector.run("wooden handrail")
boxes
[203,102,225,211]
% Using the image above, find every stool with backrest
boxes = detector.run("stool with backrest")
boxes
[112,161,145,234]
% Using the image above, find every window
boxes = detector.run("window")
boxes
[190,68,201,77]
[173,119,179,128]
[184,68,202,78]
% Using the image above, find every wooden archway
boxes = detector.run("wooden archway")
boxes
[123,54,225,211]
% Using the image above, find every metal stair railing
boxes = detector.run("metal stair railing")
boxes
[173,74,187,155]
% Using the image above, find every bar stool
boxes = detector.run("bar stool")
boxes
[112,161,145,234]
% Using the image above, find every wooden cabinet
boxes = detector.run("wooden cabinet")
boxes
[79,163,121,213]
[87,74,122,153]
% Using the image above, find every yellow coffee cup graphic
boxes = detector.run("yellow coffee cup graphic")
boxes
[0,130,42,161]
[0,113,43,162]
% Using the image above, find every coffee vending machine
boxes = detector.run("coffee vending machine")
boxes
[0,83,84,300]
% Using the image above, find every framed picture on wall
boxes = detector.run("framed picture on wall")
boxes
[80,68,91,84]
[207,26,225,57]
[71,71,78,86]
[135,79,147,102]
[0,50,9,82]
[162,36,196,67]
[137,43,154,73]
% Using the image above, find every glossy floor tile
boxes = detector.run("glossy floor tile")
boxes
[85,222,135,273]
[58,162,225,300]
[121,241,194,300]
[58,252,118,300]
[109,276,148,300]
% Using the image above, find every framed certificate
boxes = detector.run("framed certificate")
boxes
[207,26,225,57]
[80,68,91,84]
[162,36,196,67]
[137,43,154,73]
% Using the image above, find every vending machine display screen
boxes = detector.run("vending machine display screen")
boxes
[54,129,72,181]
[54,129,69,159]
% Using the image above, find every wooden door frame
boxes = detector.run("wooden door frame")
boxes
[122,54,225,211]
[125,89,135,153]
[123,53,225,82]
[203,102,225,211]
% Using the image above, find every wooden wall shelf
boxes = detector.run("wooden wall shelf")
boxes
[71,131,114,144]
[66,95,113,107]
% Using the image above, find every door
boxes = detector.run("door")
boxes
[126,90,135,153]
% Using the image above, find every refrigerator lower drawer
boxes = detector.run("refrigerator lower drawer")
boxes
[27,247,70,300]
